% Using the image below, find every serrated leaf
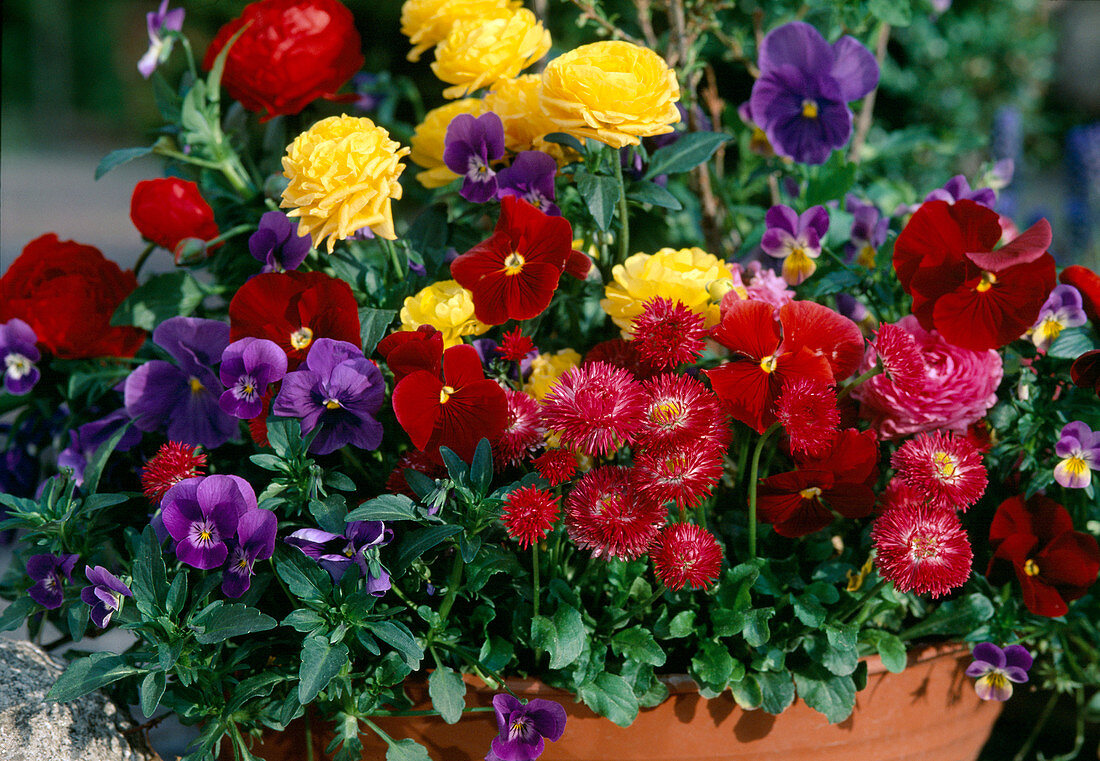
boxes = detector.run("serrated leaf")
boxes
[644,132,729,179]
[309,495,347,535]
[577,672,638,727]
[576,170,620,232]
[46,652,144,702]
[192,603,277,644]
[392,525,463,574]
[793,665,856,724]
[365,620,424,669]
[428,665,466,724]
[756,669,796,715]
[298,636,349,704]
[385,738,432,761]
[359,307,397,356]
[140,671,167,717]
[95,146,154,180]
[275,548,330,604]
[111,271,204,331]
[627,181,682,210]
[132,526,169,618]
[227,673,283,713]
[282,608,326,633]
[346,494,419,523]
[610,626,666,667]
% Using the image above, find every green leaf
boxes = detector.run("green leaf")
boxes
[346,494,420,523]
[1048,328,1095,359]
[428,665,466,724]
[458,534,481,564]
[283,608,326,634]
[298,636,349,704]
[610,626,666,667]
[309,495,347,535]
[326,471,356,492]
[810,624,859,677]
[266,418,300,458]
[192,603,277,644]
[804,156,857,207]
[792,665,856,724]
[863,631,907,674]
[81,420,135,496]
[729,674,763,710]
[756,669,796,715]
[95,146,155,180]
[82,494,129,514]
[131,526,169,618]
[532,604,586,670]
[140,671,166,717]
[793,593,827,628]
[275,548,330,604]
[692,640,734,690]
[644,131,729,179]
[385,739,432,761]
[868,0,912,26]
[46,652,144,702]
[904,594,994,639]
[365,620,424,669]
[359,307,398,356]
[667,610,695,639]
[67,600,89,643]
[227,673,283,713]
[392,525,464,574]
[577,672,639,727]
[541,132,586,156]
[111,271,205,331]
[626,181,682,211]
[576,170,620,232]
[469,438,493,496]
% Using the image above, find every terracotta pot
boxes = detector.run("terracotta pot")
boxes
[236,643,1001,761]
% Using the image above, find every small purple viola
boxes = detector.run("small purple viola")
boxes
[443,113,506,203]
[286,520,392,592]
[843,195,888,268]
[27,553,79,610]
[272,339,385,456]
[966,643,1032,701]
[1030,285,1088,353]
[249,211,312,273]
[924,174,997,209]
[760,204,829,285]
[496,151,560,216]
[137,0,185,79]
[81,566,133,628]
[222,508,277,598]
[161,475,256,570]
[1054,421,1100,489]
[57,409,141,486]
[485,694,567,761]
[1,318,41,396]
[219,338,287,419]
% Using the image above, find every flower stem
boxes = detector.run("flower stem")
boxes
[531,544,541,622]
[382,238,404,281]
[837,365,883,402]
[613,150,630,265]
[606,584,667,630]
[436,550,465,624]
[133,243,157,278]
[747,423,780,559]
[1010,689,1060,761]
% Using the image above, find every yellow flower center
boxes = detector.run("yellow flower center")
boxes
[189,377,204,394]
[237,558,249,569]
[759,354,779,373]
[1036,317,1064,345]
[651,400,682,427]
[324,399,342,410]
[199,529,212,542]
[290,326,314,350]
[801,100,819,119]
[1023,558,1040,576]
[799,487,822,499]
[976,271,997,293]
[858,243,877,269]
[933,451,958,480]
[439,385,456,404]
[503,252,526,276]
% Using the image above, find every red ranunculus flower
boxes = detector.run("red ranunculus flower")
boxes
[987,494,1100,617]
[130,178,220,256]
[1059,264,1100,325]
[202,0,364,120]
[229,271,361,369]
[893,199,1055,351]
[0,234,146,359]
[451,196,591,326]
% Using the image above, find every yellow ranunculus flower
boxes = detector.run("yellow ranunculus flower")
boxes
[523,349,582,400]
[484,75,573,163]
[431,9,551,99]
[409,98,487,189]
[540,41,681,149]
[399,280,491,347]
[281,115,409,253]
[601,247,734,336]
[400,0,519,62]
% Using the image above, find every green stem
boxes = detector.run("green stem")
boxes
[304,712,315,761]
[606,584,667,630]
[1010,689,1060,761]
[176,34,199,82]
[203,223,255,248]
[436,550,465,624]
[613,150,629,265]
[152,145,225,171]
[837,365,883,402]
[839,578,888,624]
[435,642,516,696]
[531,544,541,623]
[133,243,157,278]
[367,707,494,717]
[747,423,780,560]
[382,238,405,281]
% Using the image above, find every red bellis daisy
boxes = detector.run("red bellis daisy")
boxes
[141,442,207,504]
[638,373,729,454]
[869,322,927,395]
[532,448,578,485]
[632,439,724,510]
[651,523,723,590]
[892,430,987,511]
[775,376,839,458]
[494,388,545,468]
[498,327,536,362]
[502,486,561,549]
[540,361,648,457]
[566,466,666,560]
[872,503,973,598]
[629,297,708,370]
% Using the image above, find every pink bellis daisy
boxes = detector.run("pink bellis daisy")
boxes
[566,466,665,559]
[891,430,987,511]
[775,376,839,458]
[495,388,545,468]
[871,503,973,597]
[650,523,723,590]
[869,322,927,395]
[540,361,647,457]
[628,297,709,370]
[502,485,560,549]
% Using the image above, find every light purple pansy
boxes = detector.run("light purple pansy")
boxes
[966,643,1032,701]
[286,520,392,591]
[160,475,256,570]
[27,553,79,610]
[496,151,560,216]
[219,338,287,419]
[222,508,278,598]
[1030,285,1088,353]
[1,319,41,396]
[844,195,888,267]
[272,338,385,456]
[749,21,879,165]
[57,409,141,485]
[249,211,312,273]
[485,694,567,761]
[443,113,506,203]
[81,566,133,628]
[137,0,185,79]
[1054,421,1100,489]
[760,203,830,285]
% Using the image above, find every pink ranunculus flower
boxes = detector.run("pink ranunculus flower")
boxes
[722,261,796,314]
[852,315,1003,440]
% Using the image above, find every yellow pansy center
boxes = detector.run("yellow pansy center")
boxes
[799,487,823,499]
[1023,558,1040,577]
[189,377,204,394]
[439,385,456,404]
[976,271,997,293]
[759,354,779,373]
[290,326,314,350]
[199,529,212,542]
[801,99,819,119]
[858,243,877,268]
[503,252,525,276]
[324,399,342,410]
[1036,317,1064,345]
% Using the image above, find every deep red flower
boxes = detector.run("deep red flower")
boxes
[629,297,708,370]
[637,373,729,454]
[532,448,578,485]
[229,271,361,369]
[775,376,838,458]
[498,327,536,362]
[565,466,665,559]
[502,486,560,549]
[871,503,973,598]
[384,449,445,498]
[1070,350,1100,396]
[377,326,444,384]
[632,439,724,510]
[987,494,1100,617]
[540,361,647,457]
[247,389,274,447]
[583,339,657,380]
[0,234,146,359]
[451,197,588,325]
[141,442,207,504]
[494,388,544,468]
[203,0,364,120]
[130,178,220,255]
[891,430,987,511]
[651,523,723,591]
[893,200,1055,351]
[1059,265,1100,325]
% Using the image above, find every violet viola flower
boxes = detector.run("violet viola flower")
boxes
[137,0,185,79]
[249,211,312,273]
[81,566,133,628]
[161,475,256,570]
[760,204,830,285]
[924,174,997,209]
[286,520,392,591]
[219,338,287,419]
[1054,421,1100,489]
[272,338,385,456]
[844,195,888,268]
[496,151,560,216]
[1,319,40,396]
[749,21,879,165]
[966,643,1032,701]
[57,409,141,485]
[1030,285,1088,353]
[27,553,78,610]
[222,508,277,598]
[124,316,238,450]
[485,694,567,761]
[443,113,506,203]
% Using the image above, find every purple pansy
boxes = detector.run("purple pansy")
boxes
[161,475,256,570]
[1030,285,1088,353]
[760,204,830,285]
[272,339,385,456]
[485,694,567,761]
[137,0,185,79]
[924,174,997,208]
[80,566,133,628]
[843,195,888,267]
[124,316,238,450]
[966,643,1032,701]
[222,508,277,598]
[249,211,312,273]
[1054,421,1100,489]
[57,409,141,485]
[444,113,506,203]
[496,151,560,216]
[749,21,879,165]
[1,319,41,396]
[27,553,79,610]
[219,338,287,419]
[286,520,392,591]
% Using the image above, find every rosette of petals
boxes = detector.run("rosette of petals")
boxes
[722,261,797,312]
[27,554,78,610]
[638,373,728,454]
[249,211,312,273]
[871,503,973,598]
[141,442,207,504]
[844,196,888,267]
[222,509,277,598]
[281,115,409,250]
[892,431,987,511]
[496,151,560,216]
[399,280,491,348]
[502,485,560,549]
[651,523,723,590]
[867,322,927,396]
[1053,421,1100,489]
[287,520,393,592]
[410,99,488,188]
[487,694,567,761]
[161,475,256,570]
[565,466,665,559]
[540,361,647,457]
[532,448,577,485]
[775,376,839,458]
[81,566,133,628]
[400,0,519,61]
[485,75,573,161]
[540,41,681,149]
[495,388,545,468]
[444,113,505,203]
[1029,284,1088,352]
[633,439,723,510]
[498,328,536,363]
[218,338,287,419]
[431,9,550,99]
[523,349,582,400]
[1,319,41,395]
[628,297,708,370]
[761,204,830,285]
[966,643,1032,702]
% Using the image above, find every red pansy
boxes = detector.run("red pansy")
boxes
[130,178,220,256]
[1059,264,1100,325]
[1070,350,1100,396]
[377,325,444,384]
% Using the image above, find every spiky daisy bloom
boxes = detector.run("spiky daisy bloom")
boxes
[532,447,578,485]
[399,279,491,348]
[541,361,648,457]
[638,373,729,454]
[400,0,519,62]
[540,40,681,149]
[602,248,734,336]
[871,503,973,598]
[566,466,665,559]
[775,376,839,458]
[141,441,207,504]
[870,322,927,396]
[281,115,409,252]
[523,348,582,400]
[651,523,723,590]
[495,388,545,467]
[409,98,487,189]
[632,439,724,510]
[629,297,708,370]
[431,9,551,99]
[484,75,573,163]
[891,430,987,511]
[502,485,560,549]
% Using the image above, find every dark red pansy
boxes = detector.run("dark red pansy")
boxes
[1070,350,1100,396]
[377,325,444,384]
[1059,265,1100,325]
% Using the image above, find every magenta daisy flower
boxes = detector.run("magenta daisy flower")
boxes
[141,441,207,504]
[775,376,839,458]
[628,297,709,370]
[638,373,729,454]
[650,523,723,590]
[632,440,724,510]
[532,448,578,485]
[502,486,560,549]
[870,322,927,395]
[566,466,665,559]
[540,361,647,457]
[494,388,545,468]
[871,503,973,597]
[891,430,987,511]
